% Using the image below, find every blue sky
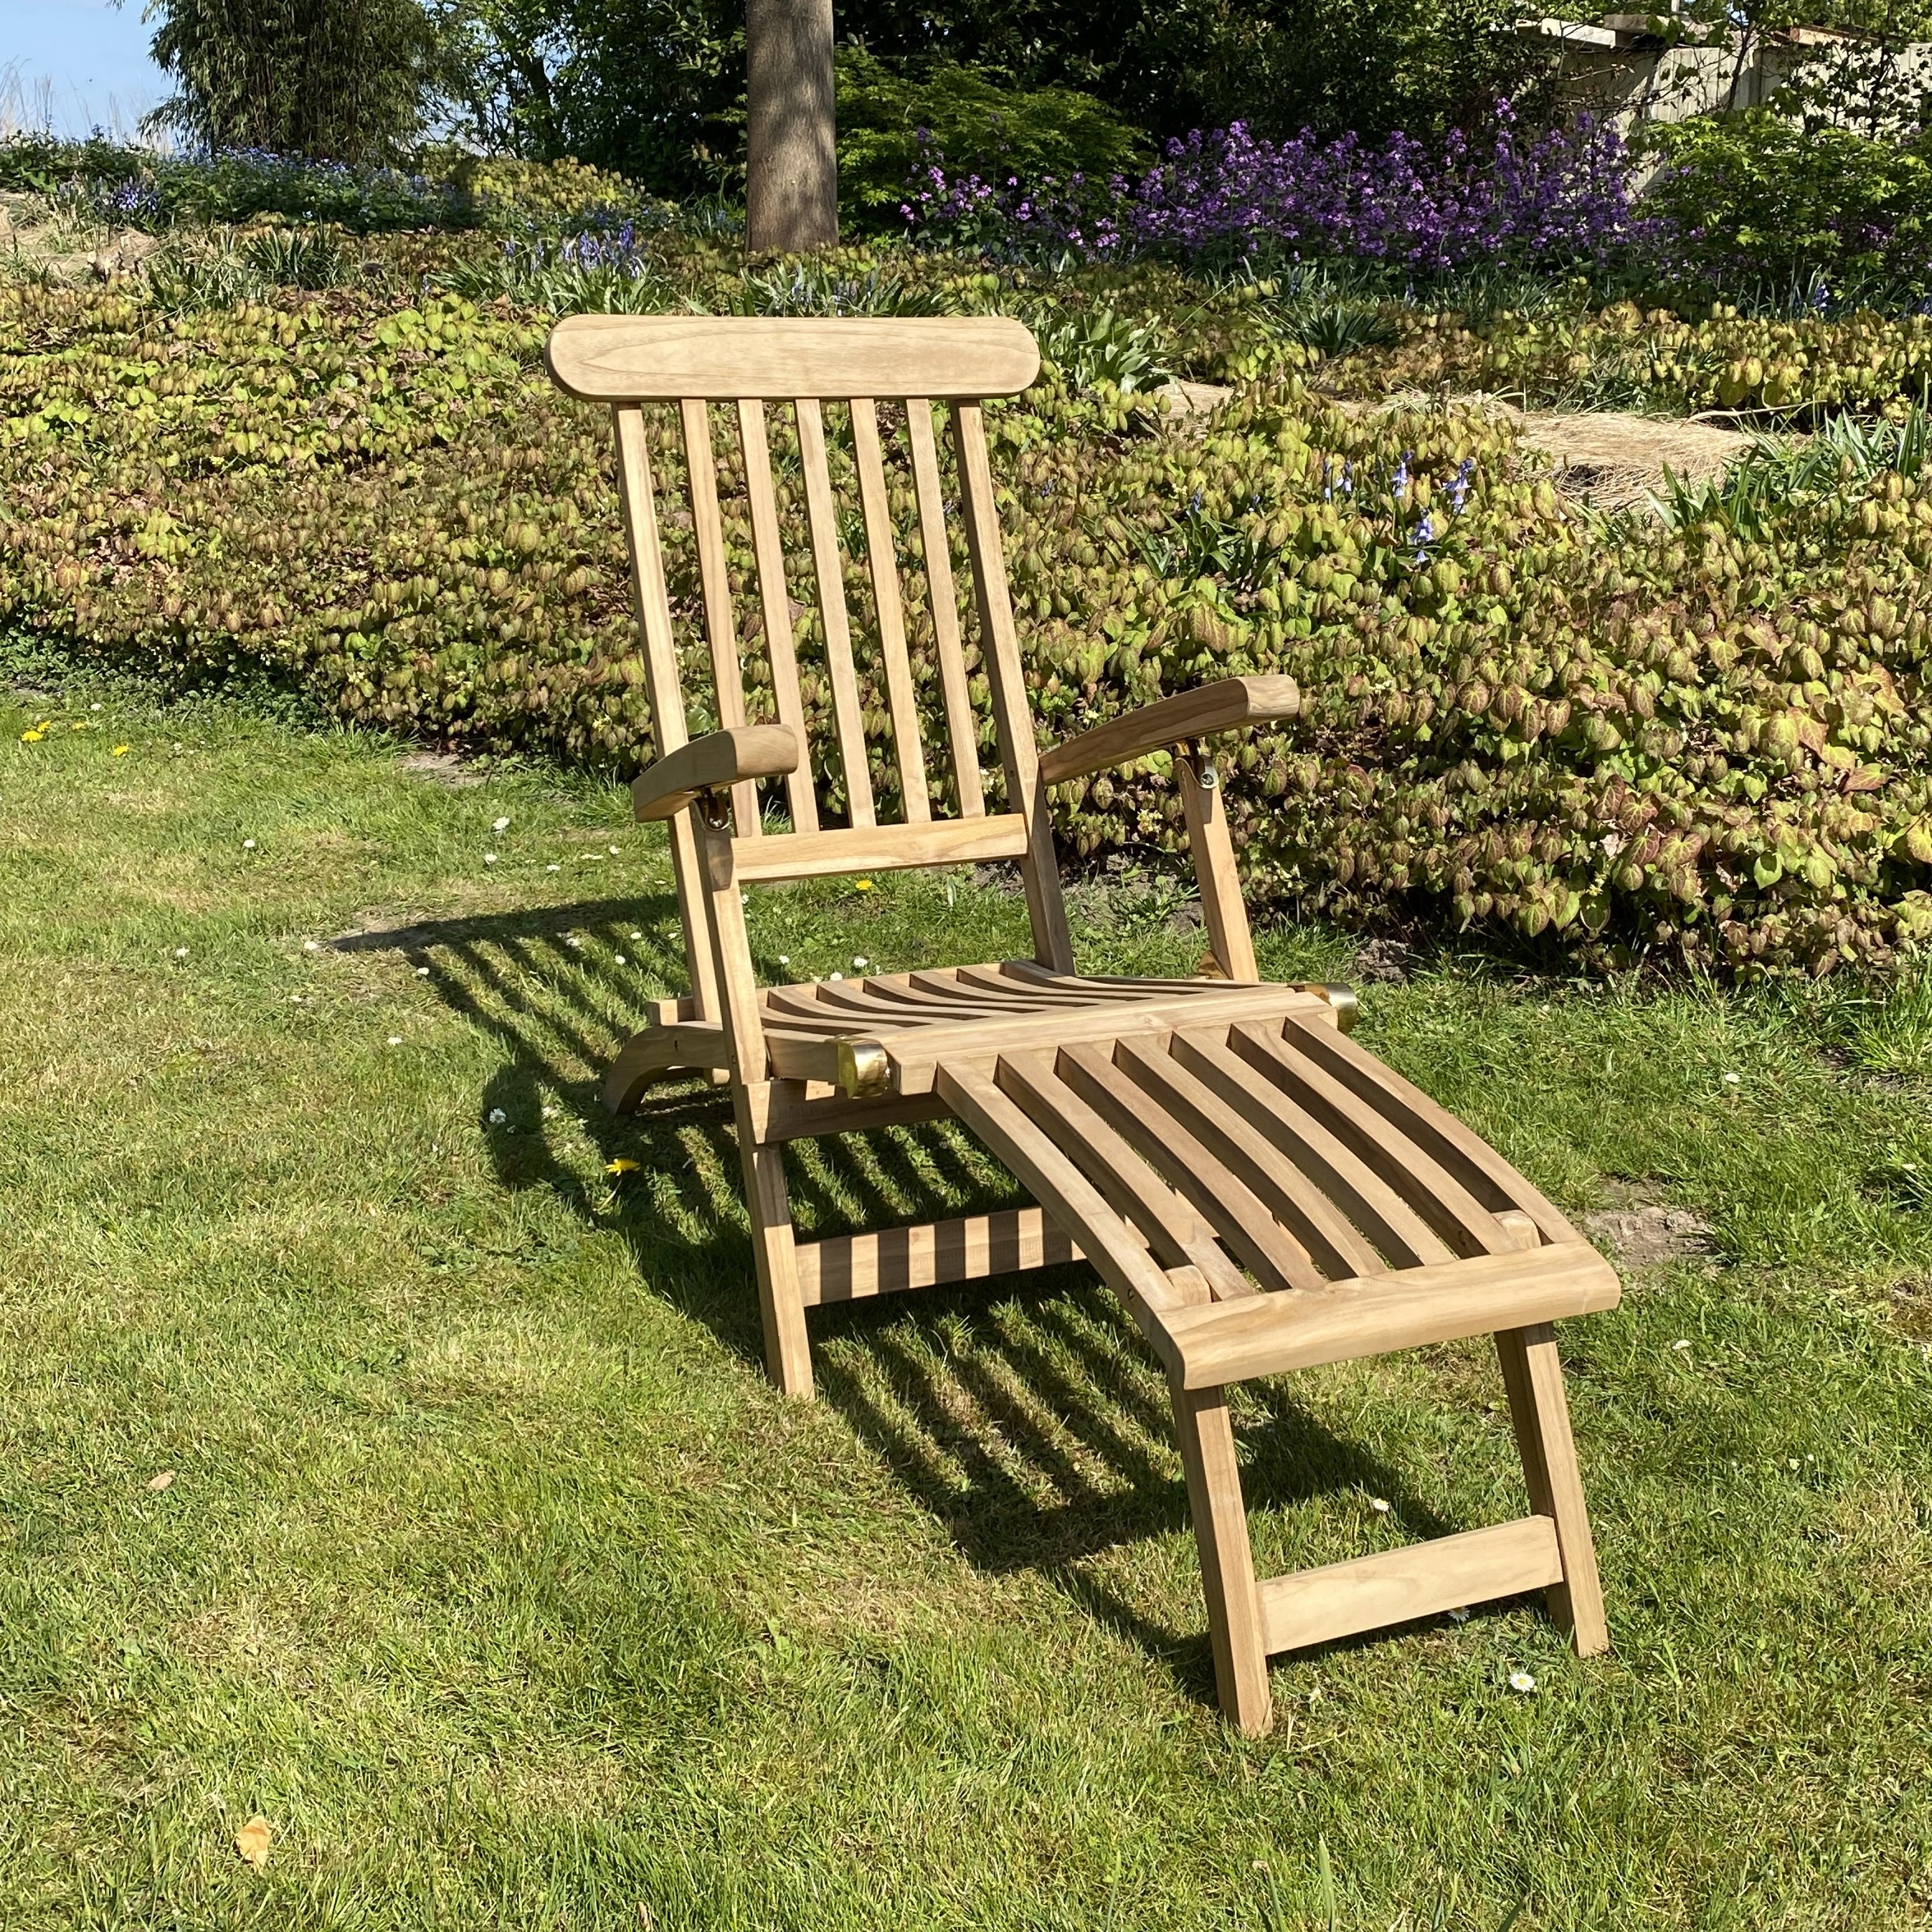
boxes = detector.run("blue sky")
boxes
[1,0,171,139]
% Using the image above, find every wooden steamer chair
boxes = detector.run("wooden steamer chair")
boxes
[545,314,1619,1733]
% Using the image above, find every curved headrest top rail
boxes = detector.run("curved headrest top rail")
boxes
[544,313,1042,404]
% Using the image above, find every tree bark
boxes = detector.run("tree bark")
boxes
[745,0,838,253]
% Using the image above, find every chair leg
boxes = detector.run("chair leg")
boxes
[1170,1375,1272,1735]
[1495,1323,1609,1657]
[734,1100,815,1399]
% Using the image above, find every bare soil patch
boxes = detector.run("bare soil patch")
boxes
[1581,1178,1715,1269]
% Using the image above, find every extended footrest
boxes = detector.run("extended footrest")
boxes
[924,1008,1621,1734]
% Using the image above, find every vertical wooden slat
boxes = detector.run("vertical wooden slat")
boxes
[905,397,985,817]
[735,398,819,833]
[952,400,1074,971]
[612,405,720,1026]
[1179,753,1257,980]
[848,397,930,822]
[794,397,877,828]
[679,397,758,835]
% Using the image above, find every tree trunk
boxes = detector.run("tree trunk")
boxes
[745,0,838,253]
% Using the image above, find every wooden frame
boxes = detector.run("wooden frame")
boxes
[549,316,1620,1733]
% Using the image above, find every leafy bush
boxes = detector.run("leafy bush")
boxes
[0,134,644,237]
[3,249,1931,979]
[1316,298,1932,418]
[242,226,348,288]
[836,50,1148,233]
[1644,111,1932,297]
[1656,407,1932,538]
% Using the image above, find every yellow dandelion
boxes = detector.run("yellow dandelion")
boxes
[69,721,85,731]
[854,877,873,891]
[605,1157,640,1176]
[20,730,43,743]
[112,745,130,756]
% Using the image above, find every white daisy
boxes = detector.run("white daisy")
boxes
[1508,1670,1536,1694]
[492,816,510,832]
[487,1108,507,1125]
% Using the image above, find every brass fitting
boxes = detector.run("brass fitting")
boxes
[1292,982,1360,1034]
[835,1037,891,1097]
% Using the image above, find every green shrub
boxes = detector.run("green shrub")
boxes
[835,50,1150,232]
[1317,297,1932,418]
[3,254,1930,980]
[1644,111,1932,296]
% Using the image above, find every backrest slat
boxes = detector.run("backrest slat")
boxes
[849,398,931,824]
[612,406,722,1021]
[735,398,819,833]
[550,315,1038,401]
[952,400,1074,972]
[905,397,985,818]
[794,397,877,828]
[679,398,759,835]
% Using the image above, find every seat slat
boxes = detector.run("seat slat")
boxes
[998,959,1255,999]
[908,968,1057,1010]
[1231,1022,1519,1258]
[1114,1036,1386,1281]
[735,399,819,833]
[871,983,1335,1096]
[678,399,759,834]
[905,398,985,817]
[1055,1043,1318,1295]
[935,1062,1199,1352]
[794,397,876,828]
[1169,1028,1457,1270]
[850,398,931,822]
[999,1051,1255,1302]
[1284,1017,1584,1245]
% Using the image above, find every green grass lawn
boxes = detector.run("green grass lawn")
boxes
[0,674,1928,1930]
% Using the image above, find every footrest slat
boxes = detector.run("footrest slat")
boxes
[1163,1241,1619,1388]
[1260,1516,1563,1656]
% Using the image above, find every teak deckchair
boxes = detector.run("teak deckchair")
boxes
[545,313,1621,1733]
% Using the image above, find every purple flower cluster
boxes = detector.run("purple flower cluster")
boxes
[905,105,1642,270]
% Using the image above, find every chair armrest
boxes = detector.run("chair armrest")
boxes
[631,725,799,822]
[1037,675,1299,787]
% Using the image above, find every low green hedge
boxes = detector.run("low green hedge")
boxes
[3,258,1929,978]
[1319,298,1932,418]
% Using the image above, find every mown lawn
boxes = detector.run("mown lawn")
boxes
[0,672,1928,1930]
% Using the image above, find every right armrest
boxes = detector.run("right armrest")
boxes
[1037,675,1299,787]
[631,725,799,822]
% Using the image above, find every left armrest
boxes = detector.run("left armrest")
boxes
[632,724,798,822]
[1037,675,1299,787]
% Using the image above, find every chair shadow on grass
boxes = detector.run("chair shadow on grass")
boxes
[337,894,1482,1709]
